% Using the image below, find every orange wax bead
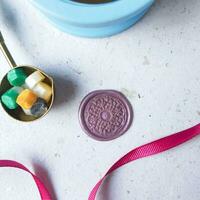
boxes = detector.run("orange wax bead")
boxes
[16,89,37,109]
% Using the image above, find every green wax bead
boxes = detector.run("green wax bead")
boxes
[7,68,27,86]
[1,87,23,109]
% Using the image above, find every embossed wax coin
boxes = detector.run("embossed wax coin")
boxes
[79,90,133,141]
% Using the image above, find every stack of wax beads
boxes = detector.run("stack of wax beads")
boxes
[1,68,52,118]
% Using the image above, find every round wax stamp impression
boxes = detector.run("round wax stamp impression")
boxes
[79,90,133,141]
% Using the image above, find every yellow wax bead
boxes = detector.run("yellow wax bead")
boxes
[16,89,37,109]
[32,82,52,102]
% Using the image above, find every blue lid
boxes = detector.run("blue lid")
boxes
[31,0,154,25]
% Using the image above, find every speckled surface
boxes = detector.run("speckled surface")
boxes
[0,0,200,200]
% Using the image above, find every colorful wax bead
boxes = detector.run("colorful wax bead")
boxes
[1,87,23,109]
[25,71,45,89]
[22,98,47,117]
[32,82,52,102]
[7,68,27,86]
[22,108,32,116]
[16,89,37,109]
[30,98,48,117]
[21,83,28,89]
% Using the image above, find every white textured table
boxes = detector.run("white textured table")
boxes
[0,0,200,200]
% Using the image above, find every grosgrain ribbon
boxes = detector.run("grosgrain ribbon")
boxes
[0,160,51,200]
[88,123,200,200]
[0,124,199,200]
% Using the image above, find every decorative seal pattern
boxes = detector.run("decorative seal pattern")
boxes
[79,90,133,141]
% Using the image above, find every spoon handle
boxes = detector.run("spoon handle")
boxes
[0,31,17,68]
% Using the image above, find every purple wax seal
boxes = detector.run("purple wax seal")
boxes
[79,90,133,141]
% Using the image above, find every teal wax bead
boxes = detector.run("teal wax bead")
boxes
[7,68,27,86]
[1,87,23,109]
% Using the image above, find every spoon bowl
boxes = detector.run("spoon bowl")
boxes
[0,32,54,122]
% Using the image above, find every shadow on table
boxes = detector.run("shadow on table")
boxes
[96,175,113,200]
[33,162,57,200]
[42,65,80,110]
[150,0,199,24]
[0,0,23,44]
[125,0,200,36]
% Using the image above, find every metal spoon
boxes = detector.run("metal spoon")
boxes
[0,31,54,122]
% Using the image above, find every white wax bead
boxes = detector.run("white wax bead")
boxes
[25,71,45,89]
[22,108,32,116]
[32,82,52,102]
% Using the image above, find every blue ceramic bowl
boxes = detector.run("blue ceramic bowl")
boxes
[31,0,155,38]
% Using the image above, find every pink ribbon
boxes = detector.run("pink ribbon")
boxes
[0,160,51,200]
[88,123,200,200]
[0,124,199,200]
